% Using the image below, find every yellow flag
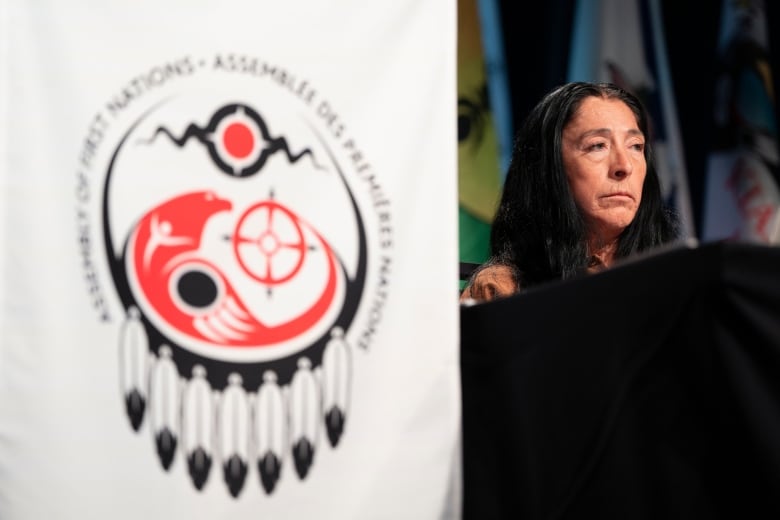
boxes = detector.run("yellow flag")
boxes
[458,0,503,264]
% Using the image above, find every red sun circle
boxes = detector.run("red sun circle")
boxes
[223,122,254,159]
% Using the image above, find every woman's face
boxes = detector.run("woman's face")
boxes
[561,96,647,242]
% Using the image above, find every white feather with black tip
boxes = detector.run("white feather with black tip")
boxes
[321,327,351,447]
[149,345,181,471]
[253,370,286,494]
[289,357,319,480]
[218,373,250,498]
[119,306,149,432]
[181,365,215,491]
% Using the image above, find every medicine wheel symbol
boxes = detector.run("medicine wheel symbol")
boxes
[232,200,308,286]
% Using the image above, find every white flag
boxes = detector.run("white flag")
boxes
[0,2,460,518]
[568,0,696,239]
[702,0,780,243]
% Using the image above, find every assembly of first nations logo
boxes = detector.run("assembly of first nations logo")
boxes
[74,54,393,498]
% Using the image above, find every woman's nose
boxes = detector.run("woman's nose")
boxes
[610,146,633,180]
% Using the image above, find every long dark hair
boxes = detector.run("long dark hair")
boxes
[489,82,678,287]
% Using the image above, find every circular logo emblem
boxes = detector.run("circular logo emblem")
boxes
[75,54,392,497]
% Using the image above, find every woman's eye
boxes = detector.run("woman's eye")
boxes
[587,142,607,151]
[630,142,645,152]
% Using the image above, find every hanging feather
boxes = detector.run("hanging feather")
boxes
[149,345,180,471]
[218,373,250,498]
[289,357,319,480]
[253,370,285,494]
[181,364,215,491]
[118,306,149,431]
[321,327,351,447]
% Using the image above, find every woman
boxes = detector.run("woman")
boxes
[462,82,678,302]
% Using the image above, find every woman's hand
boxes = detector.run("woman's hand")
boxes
[460,264,518,303]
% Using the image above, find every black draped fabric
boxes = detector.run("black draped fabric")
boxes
[461,242,780,519]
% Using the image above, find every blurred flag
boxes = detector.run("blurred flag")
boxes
[702,0,780,243]
[568,0,696,239]
[0,1,459,518]
[458,0,512,266]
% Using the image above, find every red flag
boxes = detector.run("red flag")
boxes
[702,0,780,243]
